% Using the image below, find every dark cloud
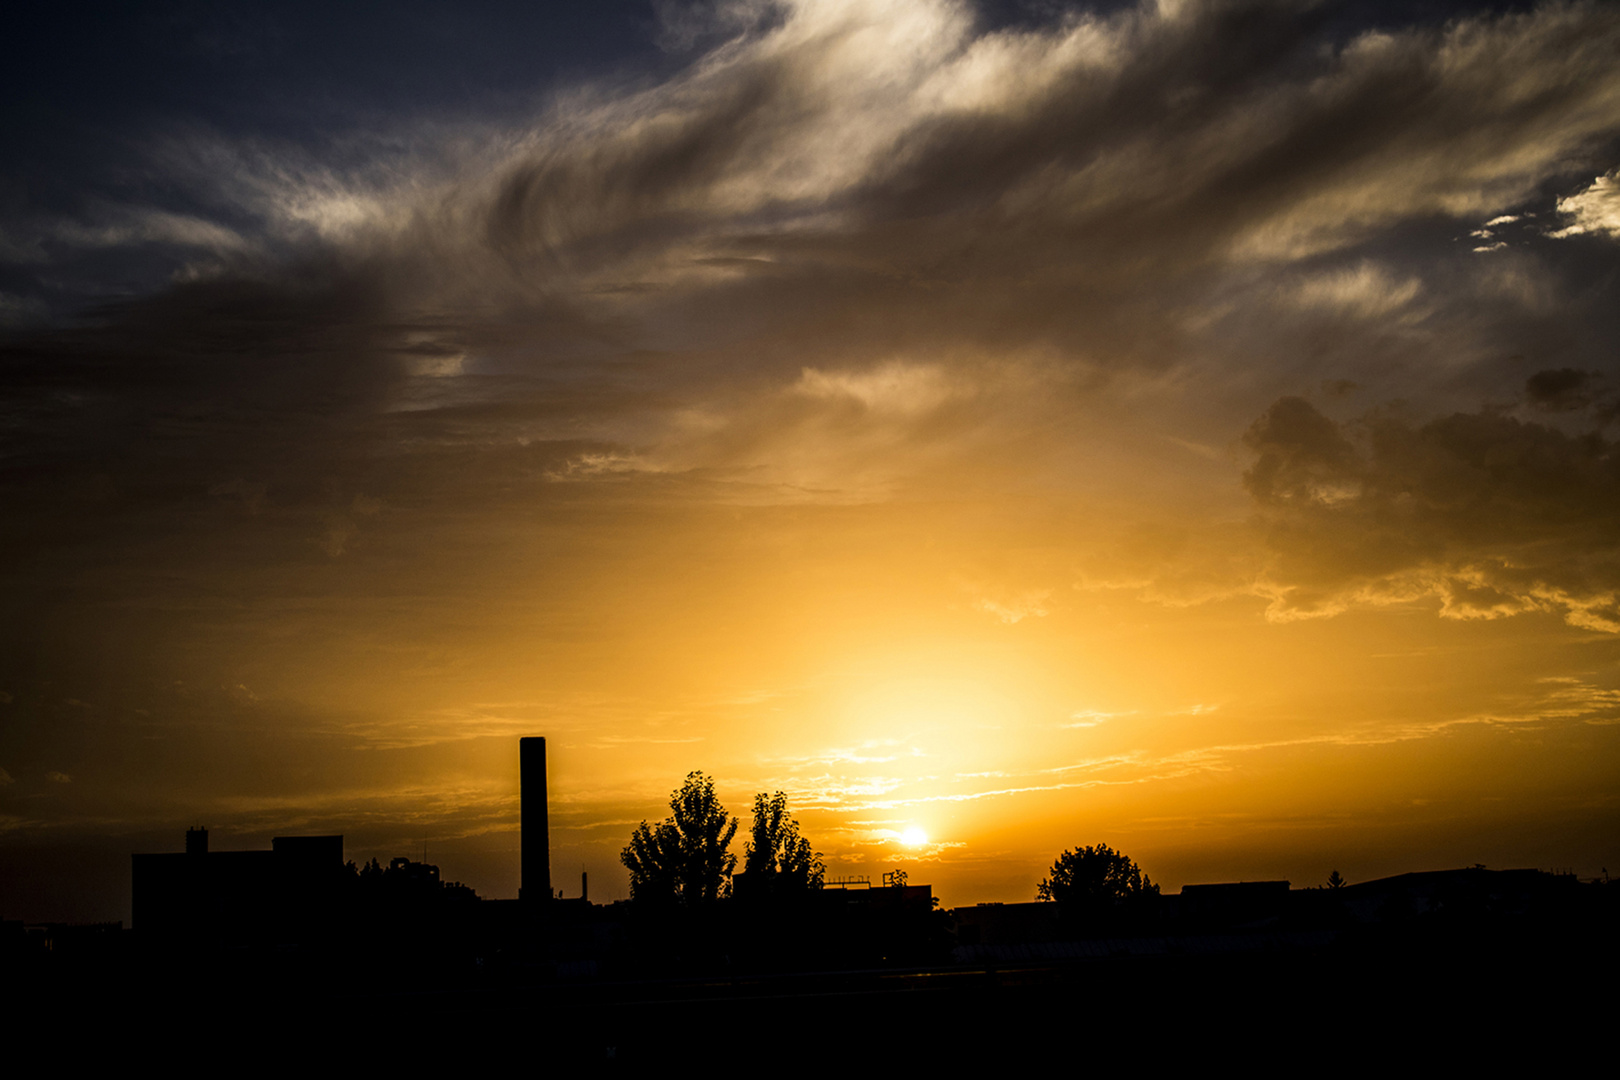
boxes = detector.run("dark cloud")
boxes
[15,1,1619,367]
[5,0,1619,625]
[414,0,1620,382]
[1,0,1616,649]
[1524,367,1602,412]
[1245,396,1620,630]
[1244,397,1364,505]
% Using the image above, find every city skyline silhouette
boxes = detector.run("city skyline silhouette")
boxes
[3,0,1618,970]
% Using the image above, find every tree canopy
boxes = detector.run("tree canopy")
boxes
[621,771,738,904]
[1036,844,1158,909]
[743,791,824,894]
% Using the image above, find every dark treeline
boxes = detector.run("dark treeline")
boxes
[10,856,1616,1066]
[7,764,1619,1063]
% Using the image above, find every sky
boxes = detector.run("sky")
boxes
[3,0,1618,922]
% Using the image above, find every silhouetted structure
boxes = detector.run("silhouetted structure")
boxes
[621,770,738,905]
[1177,879,1291,927]
[521,736,550,902]
[132,832,345,946]
[104,736,1613,1043]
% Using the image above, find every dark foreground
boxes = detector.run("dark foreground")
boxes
[11,910,1613,1067]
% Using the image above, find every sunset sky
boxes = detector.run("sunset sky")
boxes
[3,0,1619,922]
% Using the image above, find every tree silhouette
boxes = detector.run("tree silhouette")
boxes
[743,791,824,894]
[1326,869,1346,889]
[1037,844,1158,910]
[621,771,738,904]
[621,820,681,902]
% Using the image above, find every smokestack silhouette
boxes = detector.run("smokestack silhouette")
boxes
[521,737,550,902]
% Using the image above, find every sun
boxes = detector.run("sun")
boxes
[899,826,928,847]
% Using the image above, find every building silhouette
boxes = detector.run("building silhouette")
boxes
[123,736,1611,993]
[131,828,346,946]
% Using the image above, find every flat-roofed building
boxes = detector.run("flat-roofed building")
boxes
[132,828,346,945]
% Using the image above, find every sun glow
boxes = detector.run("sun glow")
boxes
[899,826,928,847]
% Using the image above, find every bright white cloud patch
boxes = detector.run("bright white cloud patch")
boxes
[1553,172,1620,239]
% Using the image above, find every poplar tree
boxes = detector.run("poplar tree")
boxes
[744,791,825,894]
[621,771,738,904]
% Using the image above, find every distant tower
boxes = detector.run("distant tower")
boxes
[186,826,208,856]
[520,737,550,902]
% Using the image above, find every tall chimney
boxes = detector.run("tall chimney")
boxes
[520,737,550,902]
